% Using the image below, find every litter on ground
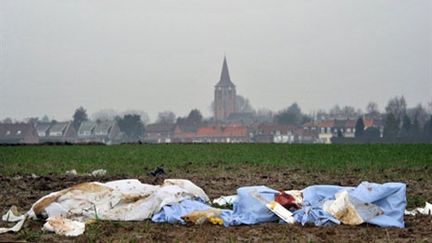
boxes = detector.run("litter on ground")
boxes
[0,178,426,237]
[405,202,432,216]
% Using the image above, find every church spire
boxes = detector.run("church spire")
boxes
[216,56,235,87]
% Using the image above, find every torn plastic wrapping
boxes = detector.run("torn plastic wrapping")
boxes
[1,180,411,237]
[299,182,406,228]
[42,217,85,237]
[212,195,238,207]
[405,202,432,216]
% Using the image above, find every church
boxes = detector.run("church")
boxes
[214,57,237,121]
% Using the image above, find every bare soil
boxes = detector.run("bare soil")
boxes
[1,166,431,242]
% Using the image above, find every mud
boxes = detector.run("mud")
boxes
[1,166,431,242]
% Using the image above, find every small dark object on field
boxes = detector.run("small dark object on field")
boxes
[149,166,165,177]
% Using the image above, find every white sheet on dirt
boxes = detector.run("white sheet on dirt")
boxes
[405,202,432,216]
[0,179,209,236]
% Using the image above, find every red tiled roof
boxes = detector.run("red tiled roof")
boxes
[196,124,248,138]
[318,119,335,128]
[257,123,297,135]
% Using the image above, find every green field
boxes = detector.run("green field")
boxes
[0,144,431,176]
[1,144,432,242]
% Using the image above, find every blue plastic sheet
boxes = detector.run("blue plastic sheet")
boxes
[152,182,406,228]
[152,199,214,224]
[296,182,406,228]
[293,206,340,226]
[220,186,279,226]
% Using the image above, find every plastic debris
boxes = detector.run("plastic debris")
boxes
[42,216,85,237]
[91,169,107,177]
[212,195,237,207]
[275,191,302,211]
[182,209,222,225]
[323,191,383,225]
[266,201,295,224]
[299,182,406,228]
[1,179,208,236]
[65,169,77,176]
[0,180,409,236]
[405,202,432,216]
[149,166,166,177]
[0,206,27,234]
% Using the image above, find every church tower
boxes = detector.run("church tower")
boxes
[214,56,236,121]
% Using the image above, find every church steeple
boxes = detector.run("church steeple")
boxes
[214,56,237,121]
[216,56,235,87]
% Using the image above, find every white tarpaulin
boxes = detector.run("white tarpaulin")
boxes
[0,179,209,236]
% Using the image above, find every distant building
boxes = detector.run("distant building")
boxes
[214,57,236,121]
[255,123,314,143]
[77,121,121,144]
[36,121,76,143]
[35,122,51,138]
[303,118,381,143]
[194,124,251,143]
[0,123,39,144]
[173,124,199,143]
[94,121,121,144]
[255,123,294,143]
[144,123,175,143]
[77,121,96,141]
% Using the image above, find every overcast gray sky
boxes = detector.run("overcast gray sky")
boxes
[1,0,431,121]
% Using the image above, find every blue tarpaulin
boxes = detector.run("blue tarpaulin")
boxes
[295,182,406,228]
[152,182,406,228]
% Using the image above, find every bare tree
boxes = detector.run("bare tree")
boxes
[385,96,407,121]
[235,95,255,113]
[366,102,379,114]
[329,105,342,118]
[122,110,150,125]
[41,115,50,123]
[72,106,89,130]
[256,108,273,123]
[2,117,12,124]
[408,104,429,128]
[341,106,358,118]
[427,99,432,115]
[315,109,328,120]
[156,111,176,124]
[91,109,119,121]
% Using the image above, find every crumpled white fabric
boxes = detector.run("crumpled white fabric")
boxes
[1,179,209,237]
[405,202,432,216]
[0,206,27,234]
[42,216,85,236]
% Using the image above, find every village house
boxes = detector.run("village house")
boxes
[255,123,297,143]
[255,123,316,143]
[77,121,121,144]
[172,124,199,143]
[194,124,251,143]
[36,122,76,143]
[0,123,39,144]
[144,123,175,143]
[35,122,51,138]
[304,118,380,143]
[94,121,121,144]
